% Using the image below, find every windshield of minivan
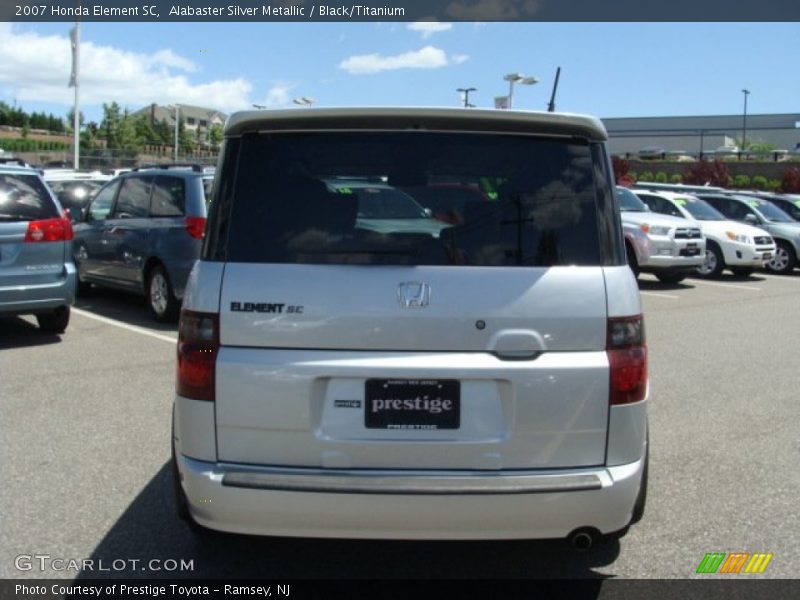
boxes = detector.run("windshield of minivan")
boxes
[220,132,605,267]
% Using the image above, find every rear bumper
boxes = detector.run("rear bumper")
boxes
[176,453,645,539]
[0,263,76,315]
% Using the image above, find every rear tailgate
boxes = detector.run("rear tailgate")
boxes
[215,264,610,470]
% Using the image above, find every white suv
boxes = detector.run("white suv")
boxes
[616,186,705,283]
[633,189,775,277]
[172,108,648,548]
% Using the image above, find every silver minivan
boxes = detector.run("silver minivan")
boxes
[0,164,76,333]
[172,108,649,547]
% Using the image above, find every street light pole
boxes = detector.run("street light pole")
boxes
[503,73,538,109]
[457,87,476,108]
[173,104,180,162]
[741,89,750,154]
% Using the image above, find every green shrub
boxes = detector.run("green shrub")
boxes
[670,174,683,184]
[767,179,781,192]
[732,174,751,188]
[751,175,768,190]
[639,171,654,183]
[655,171,668,183]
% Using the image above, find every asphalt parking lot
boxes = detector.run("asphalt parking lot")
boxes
[1,271,798,580]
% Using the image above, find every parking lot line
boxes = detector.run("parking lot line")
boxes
[689,280,762,292]
[72,307,177,344]
[640,291,680,299]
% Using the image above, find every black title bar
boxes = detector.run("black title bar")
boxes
[4,0,800,22]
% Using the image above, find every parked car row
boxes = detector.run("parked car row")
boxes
[621,182,800,279]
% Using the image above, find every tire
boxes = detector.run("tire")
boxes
[730,268,754,277]
[766,241,796,275]
[147,264,180,322]
[625,243,640,278]
[695,242,724,278]
[36,306,70,334]
[655,272,686,284]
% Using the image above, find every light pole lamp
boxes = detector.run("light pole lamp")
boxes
[457,87,477,108]
[504,72,538,109]
[252,104,267,109]
[293,97,315,107]
[741,89,750,153]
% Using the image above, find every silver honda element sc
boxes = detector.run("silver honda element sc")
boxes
[172,108,648,548]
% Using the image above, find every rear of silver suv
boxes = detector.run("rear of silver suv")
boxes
[172,108,649,545]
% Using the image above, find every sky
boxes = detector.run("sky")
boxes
[0,21,799,125]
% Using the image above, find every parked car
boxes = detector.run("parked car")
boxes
[730,191,800,222]
[324,179,448,237]
[633,189,775,277]
[72,165,209,321]
[43,170,112,220]
[0,164,76,333]
[696,193,800,274]
[173,107,648,546]
[616,186,705,283]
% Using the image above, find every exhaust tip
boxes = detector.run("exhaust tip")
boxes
[567,528,598,551]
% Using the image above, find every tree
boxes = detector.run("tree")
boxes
[682,159,731,188]
[208,123,223,148]
[780,167,800,193]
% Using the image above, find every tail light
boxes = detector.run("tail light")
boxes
[24,217,74,242]
[185,217,206,240]
[177,310,219,401]
[607,315,647,405]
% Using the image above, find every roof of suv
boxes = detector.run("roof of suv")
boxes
[224,107,608,142]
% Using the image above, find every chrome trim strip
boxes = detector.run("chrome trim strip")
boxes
[209,461,604,495]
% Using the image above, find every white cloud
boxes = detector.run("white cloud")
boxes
[407,22,453,39]
[339,46,467,75]
[0,24,254,113]
[452,54,470,65]
[260,82,297,107]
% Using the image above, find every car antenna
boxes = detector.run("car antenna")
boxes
[547,67,561,113]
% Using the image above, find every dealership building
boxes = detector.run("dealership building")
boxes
[601,113,800,156]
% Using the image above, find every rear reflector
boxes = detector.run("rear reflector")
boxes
[24,217,74,243]
[607,315,647,405]
[185,216,206,240]
[176,310,219,401]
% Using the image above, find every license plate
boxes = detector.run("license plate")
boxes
[365,379,460,430]
[763,253,772,259]
[687,242,698,248]
[683,247,700,256]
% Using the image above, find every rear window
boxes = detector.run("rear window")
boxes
[218,132,605,266]
[0,172,59,221]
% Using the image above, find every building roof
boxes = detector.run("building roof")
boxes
[132,103,227,126]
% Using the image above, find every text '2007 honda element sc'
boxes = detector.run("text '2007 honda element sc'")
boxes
[172,108,649,548]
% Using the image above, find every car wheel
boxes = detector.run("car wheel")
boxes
[766,241,796,275]
[36,306,70,334]
[625,243,640,278]
[655,272,686,284]
[147,265,179,322]
[730,267,754,277]
[696,242,724,278]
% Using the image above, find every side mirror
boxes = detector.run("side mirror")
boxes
[423,208,433,218]
[744,214,759,225]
